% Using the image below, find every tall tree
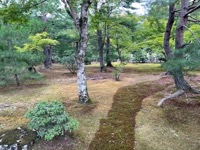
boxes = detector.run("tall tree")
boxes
[61,0,91,103]
[158,0,200,106]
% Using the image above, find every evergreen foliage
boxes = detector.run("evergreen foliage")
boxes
[25,100,79,141]
[0,50,43,86]
[162,42,200,73]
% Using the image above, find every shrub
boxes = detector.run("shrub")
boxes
[25,101,78,141]
[61,56,77,74]
[112,63,125,81]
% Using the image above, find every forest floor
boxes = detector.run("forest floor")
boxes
[0,63,200,150]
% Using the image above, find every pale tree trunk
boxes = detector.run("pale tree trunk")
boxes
[62,0,91,103]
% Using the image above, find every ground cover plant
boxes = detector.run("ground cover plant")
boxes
[0,63,200,150]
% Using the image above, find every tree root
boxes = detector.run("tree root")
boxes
[158,90,185,107]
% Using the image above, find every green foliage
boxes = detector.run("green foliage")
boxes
[0,50,43,86]
[162,42,200,74]
[15,32,59,52]
[25,100,79,141]
[113,63,125,81]
[132,49,147,63]
[61,56,77,74]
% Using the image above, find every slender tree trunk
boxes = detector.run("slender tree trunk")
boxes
[105,26,113,67]
[97,29,105,72]
[14,74,20,86]
[163,3,175,58]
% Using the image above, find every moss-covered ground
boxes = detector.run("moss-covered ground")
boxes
[0,63,200,150]
[88,79,171,150]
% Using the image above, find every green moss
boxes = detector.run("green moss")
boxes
[88,80,167,150]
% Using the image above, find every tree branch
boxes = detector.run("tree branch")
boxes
[182,25,200,45]
[185,4,200,16]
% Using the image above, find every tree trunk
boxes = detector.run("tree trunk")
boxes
[62,0,91,103]
[43,45,52,69]
[173,0,192,91]
[105,26,113,67]
[14,74,20,86]
[76,24,90,103]
[97,29,105,72]
[163,3,175,58]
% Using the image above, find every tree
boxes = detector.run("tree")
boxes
[61,0,91,103]
[158,0,200,106]
[15,32,59,71]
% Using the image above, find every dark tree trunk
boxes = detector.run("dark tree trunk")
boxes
[163,3,175,58]
[105,26,113,67]
[43,45,52,69]
[14,74,20,86]
[173,0,192,91]
[97,29,105,72]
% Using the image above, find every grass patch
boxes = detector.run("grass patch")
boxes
[135,84,200,150]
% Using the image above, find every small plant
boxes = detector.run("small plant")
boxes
[112,63,125,81]
[61,56,77,74]
[25,100,78,141]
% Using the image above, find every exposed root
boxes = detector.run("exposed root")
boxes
[158,90,185,107]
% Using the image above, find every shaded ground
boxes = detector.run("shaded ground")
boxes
[0,63,200,150]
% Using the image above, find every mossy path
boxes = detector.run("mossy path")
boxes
[89,79,170,150]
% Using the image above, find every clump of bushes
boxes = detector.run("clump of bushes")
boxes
[25,100,78,141]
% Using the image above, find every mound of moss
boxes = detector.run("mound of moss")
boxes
[89,80,169,150]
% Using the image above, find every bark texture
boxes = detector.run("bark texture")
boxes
[159,0,200,106]
[62,0,91,103]
[43,45,52,69]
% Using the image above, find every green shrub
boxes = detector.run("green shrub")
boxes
[112,63,125,81]
[25,100,78,141]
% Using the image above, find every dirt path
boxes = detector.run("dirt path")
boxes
[88,79,171,150]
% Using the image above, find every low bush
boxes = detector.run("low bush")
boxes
[25,100,78,141]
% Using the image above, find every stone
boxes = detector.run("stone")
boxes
[0,127,37,150]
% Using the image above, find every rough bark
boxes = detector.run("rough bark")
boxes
[173,0,196,92]
[41,13,52,69]
[163,3,175,58]
[62,0,91,103]
[159,0,200,106]
[43,45,52,69]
